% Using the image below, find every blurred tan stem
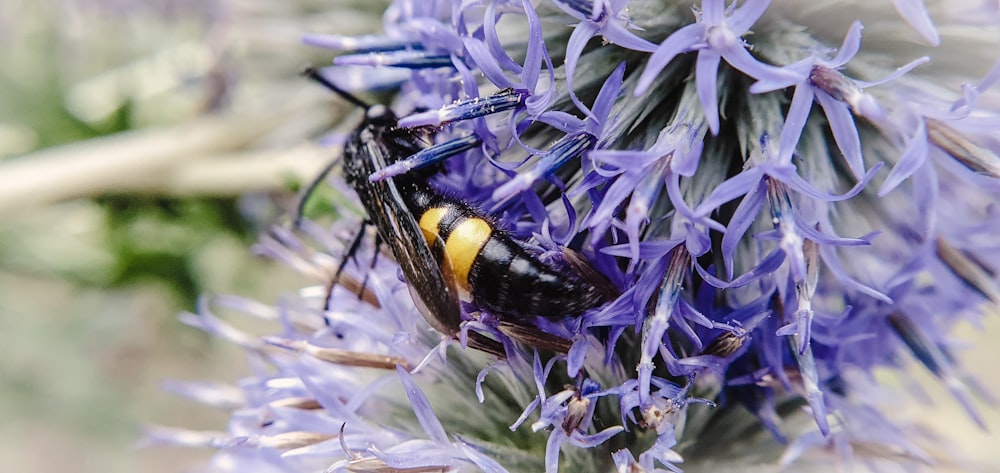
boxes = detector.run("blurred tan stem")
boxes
[0,90,340,215]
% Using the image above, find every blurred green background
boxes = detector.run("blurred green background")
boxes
[0,1,379,471]
[0,2,996,472]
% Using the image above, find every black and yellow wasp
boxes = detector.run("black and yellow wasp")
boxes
[302,67,613,355]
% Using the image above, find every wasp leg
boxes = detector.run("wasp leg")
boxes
[355,232,382,301]
[324,221,380,316]
[334,220,370,281]
[467,331,506,359]
[322,270,381,318]
[497,321,573,354]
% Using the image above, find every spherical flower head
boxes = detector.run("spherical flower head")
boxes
[153,1,1000,472]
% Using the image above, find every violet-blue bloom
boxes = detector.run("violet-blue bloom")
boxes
[556,0,657,120]
[878,70,1000,195]
[889,0,940,46]
[749,20,928,179]
[156,1,1000,472]
[634,0,798,134]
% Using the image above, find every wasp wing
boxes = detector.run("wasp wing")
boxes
[350,138,466,338]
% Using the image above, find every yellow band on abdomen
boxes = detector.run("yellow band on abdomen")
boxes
[444,218,492,291]
[418,207,449,245]
[418,207,493,290]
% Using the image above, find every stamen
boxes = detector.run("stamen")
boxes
[303,34,422,52]
[925,118,1000,178]
[936,238,1000,304]
[369,134,482,182]
[263,337,410,370]
[492,132,597,201]
[334,50,453,69]
[398,88,526,128]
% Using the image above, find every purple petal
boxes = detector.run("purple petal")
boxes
[697,247,785,288]
[766,162,880,202]
[612,449,641,472]
[141,426,225,449]
[601,20,658,53]
[484,2,524,76]
[795,222,874,247]
[814,93,865,178]
[566,335,590,377]
[695,50,723,135]
[778,85,816,164]
[526,50,557,115]
[891,0,941,46]
[910,163,938,236]
[375,440,454,469]
[624,161,671,258]
[854,57,929,89]
[396,366,449,443]
[553,0,590,21]
[519,0,547,91]
[545,429,566,473]
[475,364,507,404]
[565,20,602,119]
[817,244,893,303]
[726,0,772,34]
[951,57,1000,113]
[722,178,767,278]
[684,222,714,256]
[602,239,684,259]
[545,111,591,134]
[463,37,514,89]
[588,171,642,231]
[589,149,662,169]
[640,430,684,471]
[721,43,801,86]
[160,381,243,409]
[693,166,765,215]
[671,133,704,176]
[511,397,541,431]
[665,172,725,233]
[663,172,697,222]
[591,62,627,130]
[828,21,863,67]
[678,299,713,328]
[635,23,704,95]
[701,0,725,24]
[749,58,809,94]
[405,17,464,52]
[790,343,830,435]
[569,426,625,447]
[879,118,929,196]
[457,439,512,473]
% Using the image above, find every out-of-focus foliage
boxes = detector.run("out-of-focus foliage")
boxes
[0,1,382,472]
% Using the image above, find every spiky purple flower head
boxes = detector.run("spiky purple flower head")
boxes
[154,1,1000,471]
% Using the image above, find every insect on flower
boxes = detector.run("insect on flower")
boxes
[300,67,616,357]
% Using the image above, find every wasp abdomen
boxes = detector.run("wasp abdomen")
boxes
[414,195,606,319]
[472,237,607,319]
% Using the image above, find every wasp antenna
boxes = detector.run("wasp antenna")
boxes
[294,154,341,228]
[302,66,371,110]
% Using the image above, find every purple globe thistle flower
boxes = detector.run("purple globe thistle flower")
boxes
[152,1,1000,471]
